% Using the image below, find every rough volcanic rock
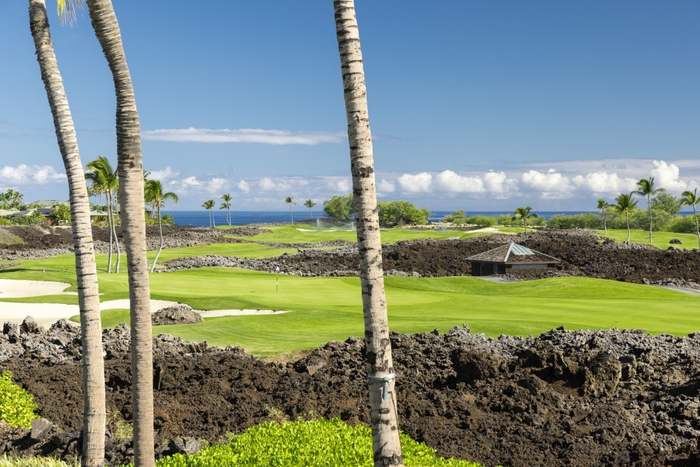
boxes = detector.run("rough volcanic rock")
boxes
[1,324,700,466]
[152,305,202,325]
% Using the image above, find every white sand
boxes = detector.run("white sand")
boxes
[0,279,72,298]
[0,279,288,328]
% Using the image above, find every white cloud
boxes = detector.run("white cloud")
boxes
[520,169,572,198]
[434,170,485,193]
[322,176,352,193]
[650,160,688,192]
[237,180,251,193]
[572,171,637,194]
[0,164,65,185]
[206,177,229,194]
[143,128,344,145]
[258,177,277,191]
[149,166,178,182]
[378,179,395,193]
[397,172,432,193]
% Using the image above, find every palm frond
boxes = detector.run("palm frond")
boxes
[57,0,84,25]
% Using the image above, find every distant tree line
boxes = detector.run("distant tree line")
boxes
[323,194,430,227]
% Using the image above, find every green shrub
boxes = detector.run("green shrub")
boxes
[0,456,73,467]
[465,215,497,227]
[669,215,699,233]
[0,371,37,429]
[442,210,467,225]
[378,201,429,227]
[157,419,477,467]
[547,213,603,230]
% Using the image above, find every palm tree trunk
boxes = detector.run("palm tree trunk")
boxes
[693,205,699,250]
[106,193,113,273]
[150,205,163,273]
[112,194,121,274]
[85,1,154,464]
[29,1,106,464]
[648,194,653,243]
[626,211,631,243]
[603,210,607,233]
[333,1,403,465]
[228,207,231,226]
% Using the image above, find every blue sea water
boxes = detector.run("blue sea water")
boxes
[163,210,590,227]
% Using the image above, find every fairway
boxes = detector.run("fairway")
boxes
[599,229,699,250]
[1,246,699,356]
[222,224,511,244]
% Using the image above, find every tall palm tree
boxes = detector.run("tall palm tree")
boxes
[202,200,215,228]
[144,179,178,272]
[220,193,232,226]
[680,188,700,249]
[285,196,295,224]
[614,193,638,244]
[634,177,664,243]
[332,1,403,465]
[596,198,610,232]
[85,0,155,463]
[512,206,538,232]
[86,156,120,273]
[30,1,105,464]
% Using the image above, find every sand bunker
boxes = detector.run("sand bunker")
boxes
[0,280,288,327]
[0,279,72,298]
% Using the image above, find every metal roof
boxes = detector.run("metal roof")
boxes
[467,241,561,264]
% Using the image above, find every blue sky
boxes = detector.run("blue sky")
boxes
[1,0,699,210]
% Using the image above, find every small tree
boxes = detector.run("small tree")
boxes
[596,198,610,232]
[285,196,295,224]
[50,204,71,225]
[680,188,700,250]
[512,206,538,232]
[144,180,178,272]
[220,193,233,226]
[0,189,24,210]
[202,199,215,228]
[614,193,639,244]
[323,195,354,222]
[634,177,664,243]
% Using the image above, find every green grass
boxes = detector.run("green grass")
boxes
[599,229,699,250]
[224,224,501,245]
[156,419,477,467]
[3,249,699,356]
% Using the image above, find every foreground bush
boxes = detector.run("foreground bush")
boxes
[157,419,477,467]
[0,371,37,429]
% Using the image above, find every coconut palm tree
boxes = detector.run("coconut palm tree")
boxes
[86,156,120,273]
[634,177,664,243]
[202,200,215,228]
[304,199,316,211]
[332,1,403,464]
[220,193,232,226]
[285,196,295,224]
[30,1,105,463]
[84,0,155,463]
[596,198,610,232]
[144,180,177,272]
[680,188,700,249]
[614,193,638,244]
[512,206,538,232]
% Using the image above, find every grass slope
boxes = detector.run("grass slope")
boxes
[599,229,699,250]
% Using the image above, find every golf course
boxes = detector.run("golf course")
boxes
[1,225,698,357]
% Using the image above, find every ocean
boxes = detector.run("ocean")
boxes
[162,210,590,227]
